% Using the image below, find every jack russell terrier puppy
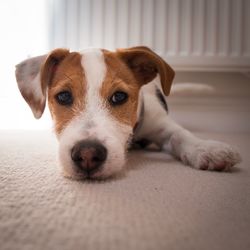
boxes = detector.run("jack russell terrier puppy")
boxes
[15,46,241,180]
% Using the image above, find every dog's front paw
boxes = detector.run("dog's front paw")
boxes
[182,140,241,171]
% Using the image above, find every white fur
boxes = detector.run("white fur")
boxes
[136,78,241,171]
[167,135,241,170]
[58,49,132,179]
[135,76,171,145]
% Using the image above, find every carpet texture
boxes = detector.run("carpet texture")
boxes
[0,130,250,250]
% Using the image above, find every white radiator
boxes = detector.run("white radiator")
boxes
[49,0,250,71]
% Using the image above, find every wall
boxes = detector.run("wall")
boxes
[49,0,250,72]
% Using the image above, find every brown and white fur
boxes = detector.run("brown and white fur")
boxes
[15,46,241,180]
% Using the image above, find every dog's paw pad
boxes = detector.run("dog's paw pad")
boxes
[187,140,241,171]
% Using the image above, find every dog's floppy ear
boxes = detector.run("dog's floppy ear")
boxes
[117,46,175,96]
[15,48,69,119]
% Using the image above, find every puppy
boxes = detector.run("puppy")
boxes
[15,46,241,179]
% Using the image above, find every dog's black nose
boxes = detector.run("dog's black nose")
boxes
[71,140,107,175]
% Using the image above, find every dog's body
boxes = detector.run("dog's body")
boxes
[15,47,241,179]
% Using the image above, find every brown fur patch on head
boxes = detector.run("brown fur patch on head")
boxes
[116,46,175,96]
[46,52,86,134]
[101,50,141,127]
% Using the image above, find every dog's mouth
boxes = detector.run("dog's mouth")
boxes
[58,119,133,180]
[60,139,128,180]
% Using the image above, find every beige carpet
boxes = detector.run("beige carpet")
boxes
[0,129,250,250]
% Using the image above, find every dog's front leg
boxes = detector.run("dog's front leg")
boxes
[161,117,241,171]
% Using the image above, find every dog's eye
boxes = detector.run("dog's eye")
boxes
[55,91,73,105]
[110,91,128,106]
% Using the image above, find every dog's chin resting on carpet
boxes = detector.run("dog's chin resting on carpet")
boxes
[15,46,241,180]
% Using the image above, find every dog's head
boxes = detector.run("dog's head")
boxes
[15,46,174,179]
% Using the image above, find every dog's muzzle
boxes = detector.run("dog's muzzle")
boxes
[71,140,107,177]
